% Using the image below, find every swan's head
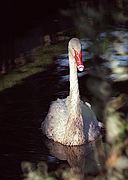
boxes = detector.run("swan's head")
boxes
[68,38,84,71]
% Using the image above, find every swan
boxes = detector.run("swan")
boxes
[42,38,101,146]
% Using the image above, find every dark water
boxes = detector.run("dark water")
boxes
[0,63,65,179]
[0,58,104,180]
[0,29,127,180]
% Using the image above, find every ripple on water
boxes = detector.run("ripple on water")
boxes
[100,29,128,82]
[81,39,93,49]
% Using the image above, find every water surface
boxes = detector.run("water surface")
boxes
[0,28,127,180]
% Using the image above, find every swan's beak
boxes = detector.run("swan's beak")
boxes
[74,49,84,71]
[77,64,84,71]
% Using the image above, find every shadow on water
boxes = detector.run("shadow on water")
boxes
[0,28,127,179]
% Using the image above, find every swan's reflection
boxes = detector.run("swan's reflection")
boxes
[45,138,106,179]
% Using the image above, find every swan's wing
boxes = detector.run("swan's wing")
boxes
[81,101,97,122]
[85,102,92,108]
[42,98,68,142]
[81,101,101,141]
[82,101,104,128]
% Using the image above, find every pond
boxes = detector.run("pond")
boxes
[0,28,127,180]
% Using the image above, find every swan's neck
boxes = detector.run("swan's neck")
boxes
[68,53,81,118]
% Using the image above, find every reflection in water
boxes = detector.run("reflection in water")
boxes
[45,138,106,179]
[100,29,128,81]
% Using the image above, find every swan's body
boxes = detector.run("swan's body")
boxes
[42,38,101,146]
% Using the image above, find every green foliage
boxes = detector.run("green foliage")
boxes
[22,161,56,180]
[21,161,84,180]
[119,121,128,142]
[0,42,66,91]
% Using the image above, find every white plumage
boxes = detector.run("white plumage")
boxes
[42,38,101,146]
